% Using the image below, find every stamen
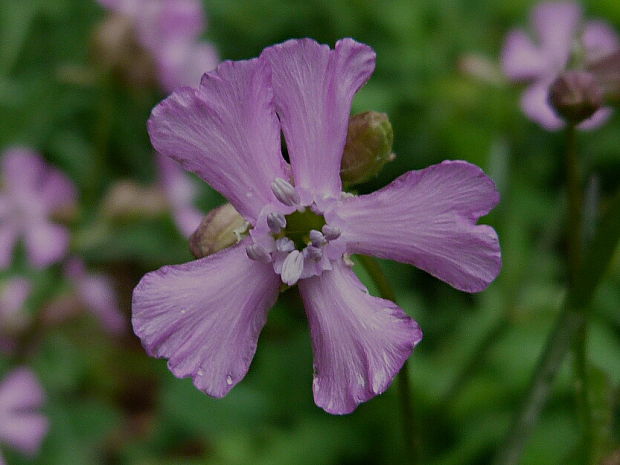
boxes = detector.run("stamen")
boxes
[245,243,272,263]
[304,245,323,261]
[281,250,304,285]
[275,237,295,253]
[309,230,326,247]
[322,225,341,241]
[267,212,286,233]
[271,178,300,206]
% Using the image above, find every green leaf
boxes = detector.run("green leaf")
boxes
[571,189,620,310]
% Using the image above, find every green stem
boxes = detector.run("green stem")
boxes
[357,255,415,465]
[493,124,592,465]
[565,125,582,285]
[565,125,592,463]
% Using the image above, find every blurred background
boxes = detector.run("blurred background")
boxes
[0,0,619,464]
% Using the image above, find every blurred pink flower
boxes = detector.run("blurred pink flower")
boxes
[98,0,219,92]
[65,258,126,335]
[157,154,203,237]
[501,1,619,130]
[0,368,48,462]
[0,148,76,269]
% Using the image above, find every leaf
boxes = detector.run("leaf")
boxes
[571,189,620,310]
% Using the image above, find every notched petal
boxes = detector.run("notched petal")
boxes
[132,241,280,397]
[299,261,422,414]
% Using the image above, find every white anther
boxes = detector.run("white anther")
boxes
[322,225,341,241]
[267,212,286,233]
[309,230,326,247]
[281,250,304,285]
[271,178,300,206]
[275,237,295,253]
[245,243,272,263]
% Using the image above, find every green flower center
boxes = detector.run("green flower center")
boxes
[278,208,326,250]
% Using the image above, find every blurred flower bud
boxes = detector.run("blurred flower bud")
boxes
[458,53,503,85]
[91,13,157,88]
[548,71,604,124]
[189,203,247,258]
[340,111,395,186]
[587,50,620,105]
[102,180,168,220]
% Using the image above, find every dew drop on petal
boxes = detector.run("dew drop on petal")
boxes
[226,375,233,385]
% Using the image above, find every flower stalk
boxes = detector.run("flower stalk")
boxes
[494,124,593,465]
[357,255,416,465]
[565,125,593,463]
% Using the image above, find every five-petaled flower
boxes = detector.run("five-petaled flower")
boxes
[0,148,76,270]
[501,1,619,130]
[0,368,48,463]
[134,38,502,414]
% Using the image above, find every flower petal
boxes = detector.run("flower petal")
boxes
[132,240,280,397]
[501,30,547,81]
[158,40,219,91]
[2,147,75,215]
[582,20,620,63]
[79,274,126,335]
[298,260,422,415]
[148,58,288,222]
[0,412,48,456]
[24,222,69,269]
[157,154,203,237]
[1,148,45,200]
[39,165,76,214]
[155,0,204,42]
[0,368,48,456]
[262,38,375,197]
[520,80,565,131]
[532,1,581,70]
[330,161,501,293]
[577,107,613,130]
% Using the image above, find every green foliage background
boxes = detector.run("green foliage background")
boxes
[0,0,619,464]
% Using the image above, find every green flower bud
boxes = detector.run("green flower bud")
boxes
[189,203,248,258]
[548,71,603,124]
[340,111,395,186]
[91,13,157,88]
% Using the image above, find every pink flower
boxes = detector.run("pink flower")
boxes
[134,39,501,414]
[98,0,219,92]
[0,368,48,462]
[501,1,619,130]
[157,154,203,237]
[0,148,76,269]
[65,258,126,335]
